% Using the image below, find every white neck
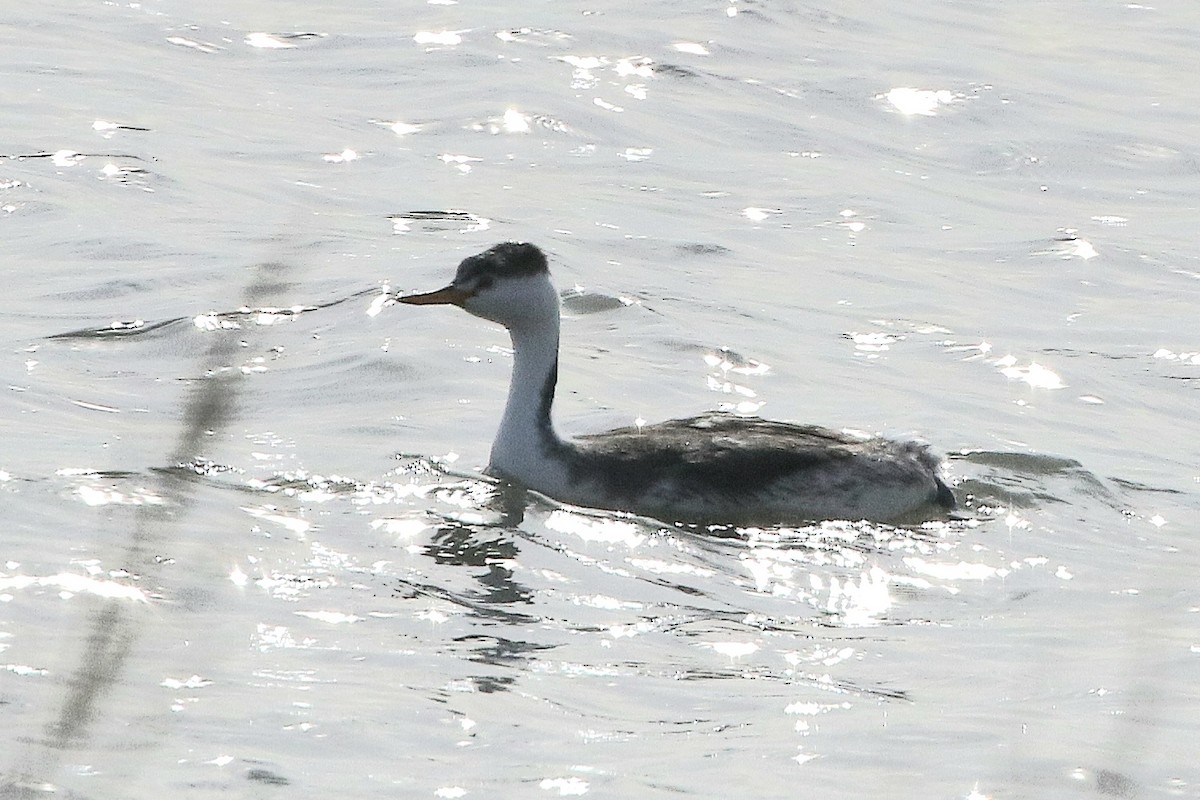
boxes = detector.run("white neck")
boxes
[487,312,569,490]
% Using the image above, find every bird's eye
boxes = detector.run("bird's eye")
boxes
[475,275,495,291]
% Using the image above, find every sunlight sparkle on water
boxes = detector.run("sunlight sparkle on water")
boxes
[850,331,899,353]
[546,510,645,547]
[614,57,653,79]
[825,568,891,626]
[193,313,240,332]
[1006,512,1031,532]
[784,700,851,715]
[703,348,771,376]
[606,620,656,639]
[562,55,603,69]
[1065,239,1098,259]
[904,557,1005,581]
[882,87,961,116]
[557,55,604,91]
[1153,348,1200,364]
[593,97,623,113]
[161,675,213,689]
[417,608,452,625]
[241,505,311,536]
[439,153,481,173]
[572,594,643,611]
[369,517,431,539]
[414,30,462,46]
[706,374,756,398]
[995,357,1066,389]
[706,641,759,660]
[471,108,533,134]
[386,120,422,136]
[627,558,714,578]
[0,572,148,603]
[502,108,530,132]
[254,624,315,651]
[365,289,392,318]
[540,777,589,796]
[70,399,121,413]
[294,610,362,624]
[742,207,781,222]
[244,33,296,49]
[1034,231,1099,260]
[3,665,49,677]
[51,150,84,167]
[77,485,164,507]
[165,36,220,54]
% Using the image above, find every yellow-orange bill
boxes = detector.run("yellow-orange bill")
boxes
[399,285,471,306]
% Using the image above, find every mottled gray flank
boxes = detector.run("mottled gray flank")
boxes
[518,353,952,524]
[563,412,953,525]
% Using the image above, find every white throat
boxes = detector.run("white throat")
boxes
[481,289,570,492]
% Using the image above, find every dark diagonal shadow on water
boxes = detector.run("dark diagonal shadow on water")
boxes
[43,287,378,342]
[1,262,294,799]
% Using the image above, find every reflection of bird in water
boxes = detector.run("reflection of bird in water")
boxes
[401,242,954,525]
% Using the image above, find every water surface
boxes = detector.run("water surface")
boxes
[2,1,1198,797]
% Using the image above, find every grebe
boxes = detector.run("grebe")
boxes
[400,242,954,525]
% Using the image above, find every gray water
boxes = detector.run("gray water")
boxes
[3,0,1198,797]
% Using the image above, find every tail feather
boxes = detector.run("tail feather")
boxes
[934,475,956,510]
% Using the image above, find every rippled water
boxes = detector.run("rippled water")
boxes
[3,1,1198,797]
